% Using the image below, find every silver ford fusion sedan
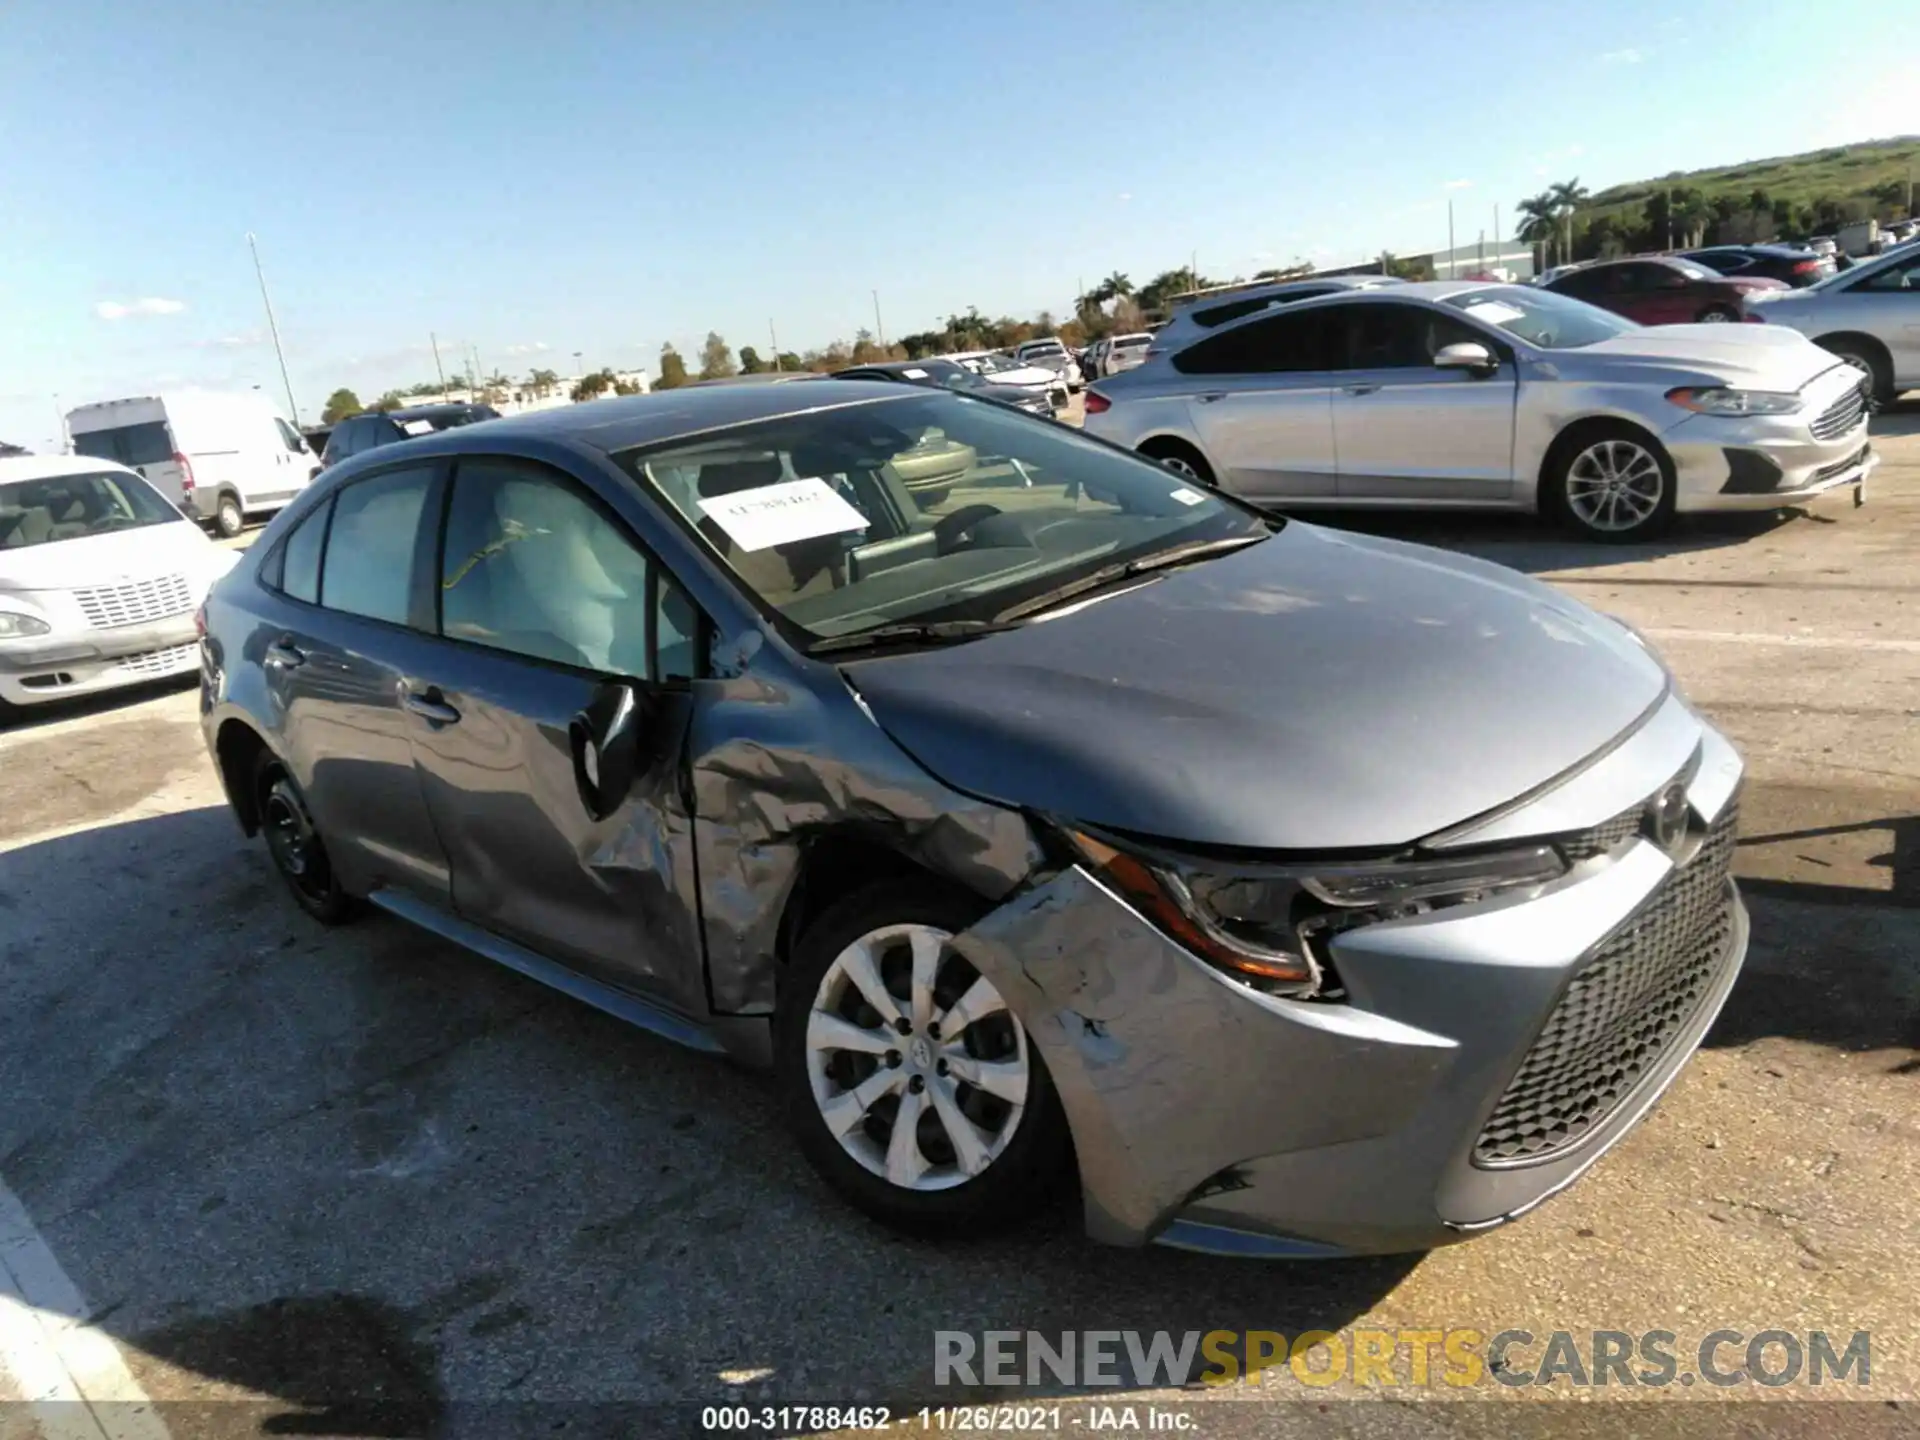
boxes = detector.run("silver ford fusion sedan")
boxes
[1739,239,1920,405]
[1084,281,1876,542]
[198,382,1748,1257]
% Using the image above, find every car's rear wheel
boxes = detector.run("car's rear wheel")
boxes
[1696,305,1738,323]
[1545,422,1677,543]
[213,493,245,539]
[255,755,357,924]
[776,878,1072,1236]
[1136,438,1216,487]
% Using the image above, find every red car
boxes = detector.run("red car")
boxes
[1543,256,1787,325]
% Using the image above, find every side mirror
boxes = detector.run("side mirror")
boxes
[1434,342,1496,374]
[570,681,647,821]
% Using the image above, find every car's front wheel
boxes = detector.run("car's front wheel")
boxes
[1696,305,1738,323]
[255,755,358,924]
[1818,336,1893,407]
[776,879,1072,1236]
[1136,438,1216,487]
[1544,422,1677,543]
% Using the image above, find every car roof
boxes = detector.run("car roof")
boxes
[365,379,919,458]
[0,453,140,483]
[385,402,493,420]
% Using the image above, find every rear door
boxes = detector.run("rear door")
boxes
[69,418,188,511]
[1174,308,1344,499]
[1330,303,1517,499]
[254,462,453,900]
[400,453,709,1015]
[1846,249,1920,386]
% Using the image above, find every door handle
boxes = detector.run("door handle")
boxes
[1343,383,1382,396]
[1194,391,1227,404]
[264,637,305,669]
[401,686,461,726]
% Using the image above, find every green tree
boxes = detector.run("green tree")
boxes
[527,367,560,396]
[698,332,737,381]
[1549,177,1590,262]
[1673,188,1710,248]
[1094,271,1133,303]
[850,328,883,364]
[656,344,690,390]
[775,351,804,372]
[571,368,614,402]
[1515,192,1559,267]
[738,345,768,374]
[372,390,406,412]
[320,388,364,424]
[613,380,642,396]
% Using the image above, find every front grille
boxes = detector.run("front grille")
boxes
[71,574,195,629]
[1810,385,1866,441]
[1474,798,1741,1167]
[1558,801,1648,862]
[117,642,198,676]
[1810,444,1869,485]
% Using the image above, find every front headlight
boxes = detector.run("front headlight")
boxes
[0,610,51,638]
[1063,828,1567,998]
[1666,386,1803,416]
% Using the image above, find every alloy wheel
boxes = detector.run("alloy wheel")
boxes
[804,923,1029,1192]
[1565,439,1665,534]
[1698,309,1733,323]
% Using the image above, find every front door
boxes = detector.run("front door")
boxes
[1176,307,1344,499]
[401,454,710,1017]
[1331,303,1518,499]
[262,463,452,901]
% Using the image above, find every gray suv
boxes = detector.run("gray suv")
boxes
[199,382,1748,1256]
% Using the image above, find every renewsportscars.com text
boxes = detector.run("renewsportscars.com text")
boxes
[934,1328,1871,1390]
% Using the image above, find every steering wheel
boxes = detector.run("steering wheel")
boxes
[932,504,1003,555]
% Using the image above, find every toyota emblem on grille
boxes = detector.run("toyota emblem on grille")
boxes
[1649,783,1690,853]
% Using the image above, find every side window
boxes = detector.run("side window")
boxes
[1857,256,1920,293]
[1173,309,1341,375]
[439,458,655,678]
[279,497,332,604]
[274,418,306,454]
[320,466,434,623]
[1347,305,1436,368]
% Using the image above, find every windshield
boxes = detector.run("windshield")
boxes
[898,359,972,387]
[0,469,183,549]
[1022,342,1066,358]
[616,390,1269,643]
[1442,286,1638,349]
[1669,260,1716,280]
[1113,335,1151,351]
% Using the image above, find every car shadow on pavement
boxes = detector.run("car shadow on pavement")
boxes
[1707,814,1919,1062]
[1298,506,1806,577]
[0,806,1414,1424]
[1869,397,1920,438]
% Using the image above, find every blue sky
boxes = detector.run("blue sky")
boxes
[0,0,1908,447]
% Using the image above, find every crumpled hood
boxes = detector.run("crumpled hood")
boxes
[1571,323,1840,388]
[845,524,1668,852]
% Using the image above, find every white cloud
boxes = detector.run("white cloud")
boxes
[94,297,187,320]
[1598,47,1643,64]
[1444,179,1474,190]
[194,330,266,350]
[503,341,551,356]
[1116,191,1133,202]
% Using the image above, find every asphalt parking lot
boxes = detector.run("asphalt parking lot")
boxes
[1,409,1916,1437]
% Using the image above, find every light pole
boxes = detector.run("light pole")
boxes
[573,351,584,380]
[871,291,885,350]
[769,320,781,370]
[51,393,65,453]
[431,333,448,395]
[246,232,300,426]
[1447,199,1456,279]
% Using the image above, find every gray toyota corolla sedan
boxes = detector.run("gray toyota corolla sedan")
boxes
[198,381,1748,1257]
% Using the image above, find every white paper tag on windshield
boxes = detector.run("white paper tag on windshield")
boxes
[699,477,868,552]
[902,367,928,378]
[1169,487,1205,506]
[1463,301,1525,324]
[400,419,437,436]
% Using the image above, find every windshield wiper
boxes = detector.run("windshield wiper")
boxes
[806,619,1020,657]
[991,534,1268,624]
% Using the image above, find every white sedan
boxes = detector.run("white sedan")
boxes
[0,454,237,714]
[946,352,1071,409]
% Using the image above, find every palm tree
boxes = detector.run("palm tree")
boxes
[1672,191,1711,249]
[1100,271,1133,302]
[1549,177,1590,263]
[1515,192,1559,268]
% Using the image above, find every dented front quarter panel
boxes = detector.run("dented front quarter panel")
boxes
[689,631,1044,1016]
[950,866,1458,1247]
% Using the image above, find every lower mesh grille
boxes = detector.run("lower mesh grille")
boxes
[1473,800,1741,1167]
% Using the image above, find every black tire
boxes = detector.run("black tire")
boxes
[253,753,358,924]
[775,877,1073,1237]
[1818,337,1893,407]
[1696,305,1739,323]
[1136,437,1216,487]
[1542,421,1678,544]
[214,493,245,539]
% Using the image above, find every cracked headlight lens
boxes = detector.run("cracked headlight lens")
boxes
[0,610,51,638]
[1064,829,1567,998]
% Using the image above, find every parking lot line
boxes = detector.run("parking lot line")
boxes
[0,1179,170,1440]
[1643,626,1920,653]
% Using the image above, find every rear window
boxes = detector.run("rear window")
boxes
[1114,336,1151,351]
[70,421,173,467]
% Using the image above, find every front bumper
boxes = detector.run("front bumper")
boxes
[954,709,1747,1255]
[0,611,200,706]
[1666,401,1876,511]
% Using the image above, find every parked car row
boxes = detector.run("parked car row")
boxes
[193,377,1751,1258]
[1083,279,1877,542]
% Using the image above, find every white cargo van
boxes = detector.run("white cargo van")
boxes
[65,392,318,538]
